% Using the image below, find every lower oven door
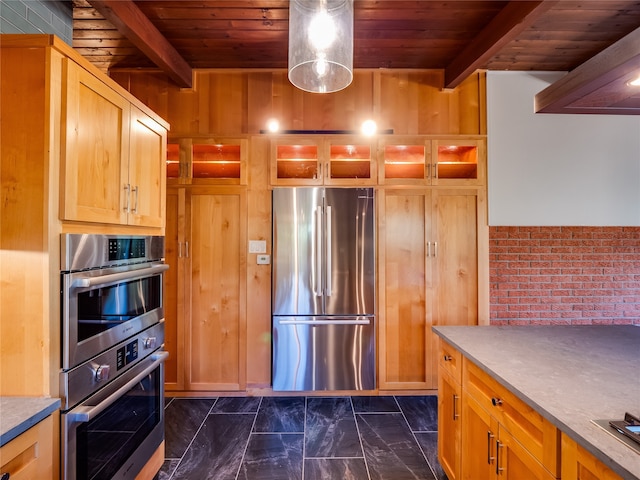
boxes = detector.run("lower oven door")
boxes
[62,351,168,480]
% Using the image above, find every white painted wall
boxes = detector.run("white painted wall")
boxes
[487,71,640,226]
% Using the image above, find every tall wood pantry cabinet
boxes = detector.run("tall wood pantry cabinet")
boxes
[164,138,248,392]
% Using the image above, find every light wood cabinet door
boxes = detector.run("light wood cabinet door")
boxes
[561,433,624,480]
[461,391,494,480]
[379,188,479,390]
[378,189,432,389]
[128,106,166,227]
[62,58,130,224]
[497,426,556,480]
[0,414,54,480]
[186,187,247,391]
[438,368,462,480]
[164,188,186,391]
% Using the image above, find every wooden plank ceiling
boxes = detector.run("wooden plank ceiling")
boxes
[72,0,640,113]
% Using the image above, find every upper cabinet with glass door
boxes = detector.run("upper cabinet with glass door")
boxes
[270,136,377,186]
[166,137,248,185]
[379,136,486,186]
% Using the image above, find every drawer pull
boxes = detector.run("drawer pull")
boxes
[443,354,453,361]
[496,440,505,475]
[453,394,460,420]
[487,431,495,465]
[491,397,503,407]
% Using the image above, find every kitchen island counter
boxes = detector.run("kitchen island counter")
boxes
[0,396,60,447]
[433,325,640,480]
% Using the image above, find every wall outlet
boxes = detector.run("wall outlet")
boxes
[249,240,267,253]
[257,255,270,265]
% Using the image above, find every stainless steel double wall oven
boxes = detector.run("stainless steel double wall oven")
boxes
[60,234,168,480]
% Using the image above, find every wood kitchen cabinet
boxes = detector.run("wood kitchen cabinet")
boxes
[167,137,248,185]
[378,188,482,390]
[378,136,485,186]
[0,414,56,480]
[561,433,624,480]
[438,340,463,480]
[1,35,167,400]
[270,136,376,185]
[62,59,167,227]
[164,185,247,392]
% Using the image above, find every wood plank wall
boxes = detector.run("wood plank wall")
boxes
[110,69,486,136]
[110,68,486,389]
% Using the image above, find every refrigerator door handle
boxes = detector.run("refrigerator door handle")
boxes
[278,318,371,326]
[315,205,323,297]
[326,205,332,296]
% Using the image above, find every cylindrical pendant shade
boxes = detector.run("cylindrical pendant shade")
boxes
[288,0,354,94]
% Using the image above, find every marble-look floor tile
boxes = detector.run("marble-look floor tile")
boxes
[238,433,303,480]
[395,396,438,432]
[357,413,435,480]
[171,414,255,480]
[304,457,369,480]
[414,432,447,480]
[212,396,262,413]
[306,397,362,458]
[164,398,216,458]
[352,396,400,413]
[253,396,305,433]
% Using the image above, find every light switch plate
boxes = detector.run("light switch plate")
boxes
[249,240,267,253]
[257,254,270,265]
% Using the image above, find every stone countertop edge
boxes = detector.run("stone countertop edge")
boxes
[0,397,61,447]
[432,325,640,480]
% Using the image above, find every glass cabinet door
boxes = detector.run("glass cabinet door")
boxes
[378,137,430,185]
[271,138,322,185]
[326,137,376,185]
[432,138,485,186]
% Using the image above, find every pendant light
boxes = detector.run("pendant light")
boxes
[288,0,354,94]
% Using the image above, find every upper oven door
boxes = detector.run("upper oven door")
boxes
[61,262,168,371]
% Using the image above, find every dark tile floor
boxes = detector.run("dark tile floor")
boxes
[158,395,447,480]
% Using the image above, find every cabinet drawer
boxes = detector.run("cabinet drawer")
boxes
[463,359,560,477]
[439,339,462,384]
[0,415,54,480]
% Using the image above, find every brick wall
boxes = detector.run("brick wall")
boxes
[490,226,640,325]
[0,0,72,44]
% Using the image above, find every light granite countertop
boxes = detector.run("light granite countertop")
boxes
[433,325,640,480]
[0,397,61,447]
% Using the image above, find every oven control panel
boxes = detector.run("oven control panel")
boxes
[109,238,146,262]
[116,339,139,370]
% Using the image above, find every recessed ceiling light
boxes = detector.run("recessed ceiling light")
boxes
[628,76,640,87]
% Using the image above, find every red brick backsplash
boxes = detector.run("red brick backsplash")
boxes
[489,226,640,325]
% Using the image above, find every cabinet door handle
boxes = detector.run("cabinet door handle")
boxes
[433,241,438,257]
[427,241,431,257]
[496,440,504,475]
[185,241,189,258]
[443,354,452,361]
[452,394,459,420]
[432,163,438,179]
[123,184,131,213]
[132,185,139,213]
[178,242,182,258]
[492,397,503,407]
[487,431,495,465]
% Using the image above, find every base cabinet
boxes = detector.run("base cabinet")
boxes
[438,339,560,480]
[0,415,55,480]
[165,186,247,392]
[561,434,624,480]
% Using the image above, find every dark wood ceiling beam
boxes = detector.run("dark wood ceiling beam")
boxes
[534,26,640,114]
[444,1,557,89]
[88,0,193,88]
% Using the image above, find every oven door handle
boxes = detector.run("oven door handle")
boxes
[72,264,169,288]
[68,351,168,423]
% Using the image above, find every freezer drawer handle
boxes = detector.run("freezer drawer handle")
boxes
[279,319,371,325]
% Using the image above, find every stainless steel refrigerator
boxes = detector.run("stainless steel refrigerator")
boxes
[272,187,375,391]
